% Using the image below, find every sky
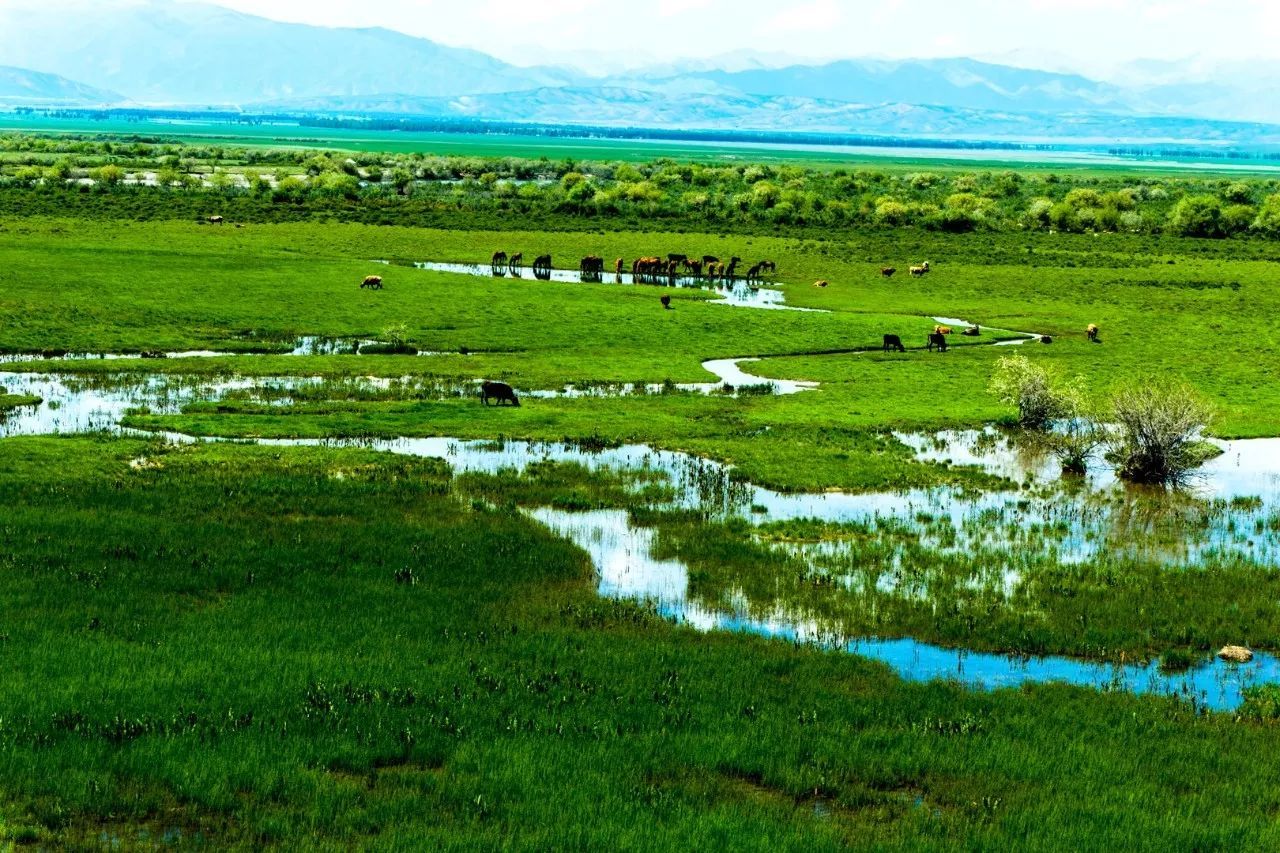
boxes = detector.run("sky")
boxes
[160,0,1280,76]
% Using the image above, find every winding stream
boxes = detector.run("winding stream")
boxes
[3,299,1276,708]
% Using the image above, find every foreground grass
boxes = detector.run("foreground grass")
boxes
[3,436,1280,849]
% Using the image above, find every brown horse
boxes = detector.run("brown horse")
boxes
[508,252,523,273]
[615,257,625,276]
[491,250,507,266]
[927,332,948,352]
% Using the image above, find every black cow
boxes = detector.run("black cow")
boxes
[882,334,905,352]
[927,332,948,352]
[660,295,672,310]
[479,381,520,407]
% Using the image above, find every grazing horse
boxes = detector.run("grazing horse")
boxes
[1087,323,1100,342]
[491,250,507,266]
[360,275,383,290]
[660,295,672,309]
[813,280,829,288]
[632,256,663,282]
[759,260,777,274]
[723,257,742,281]
[883,334,906,352]
[683,258,703,277]
[881,267,896,278]
[667,253,688,264]
[532,254,552,280]
[927,332,948,352]
[207,215,224,225]
[480,381,520,407]
[745,262,764,284]
[615,257,625,276]
[962,325,981,337]
[507,252,523,274]
[934,325,953,335]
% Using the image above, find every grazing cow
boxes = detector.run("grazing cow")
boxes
[813,280,829,288]
[660,295,672,310]
[934,325,953,335]
[927,332,948,352]
[360,275,383,290]
[962,325,981,337]
[1040,335,1054,344]
[921,261,931,272]
[1087,323,1100,342]
[910,265,927,277]
[480,381,520,407]
[667,253,688,264]
[883,334,906,352]
[207,215,224,225]
[881,267,896,278]
[702,255,720,266]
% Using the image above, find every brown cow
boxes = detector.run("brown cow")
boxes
[934,325,953,335]
[360,275,383,289]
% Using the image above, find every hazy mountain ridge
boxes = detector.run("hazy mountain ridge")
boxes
[2,0,1279,139]
[0,65,122,105]
[0,1,579,104]
[256,87,1280,145]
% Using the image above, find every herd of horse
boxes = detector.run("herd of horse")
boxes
[489,250,778,285]
[886,322,1099,353]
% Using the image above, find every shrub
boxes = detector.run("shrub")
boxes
[1109,380,1215,485]
[988,355,1083,429]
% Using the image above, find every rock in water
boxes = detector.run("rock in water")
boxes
[1218,645,1254,663]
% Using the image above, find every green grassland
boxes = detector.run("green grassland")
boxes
[6,138,1280,848]
[2,436,1280,849]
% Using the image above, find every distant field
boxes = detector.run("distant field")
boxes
[7,113,1280,176]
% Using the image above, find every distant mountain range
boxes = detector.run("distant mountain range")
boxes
[0,65,122,106]
[2,0,1280,143]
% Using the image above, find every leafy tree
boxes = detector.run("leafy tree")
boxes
[1167,194,1225,237]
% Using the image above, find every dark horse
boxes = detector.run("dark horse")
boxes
[480,381,520,406]
[882,334,905,352]
[532,255,553,280]
[927,332,948,352]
